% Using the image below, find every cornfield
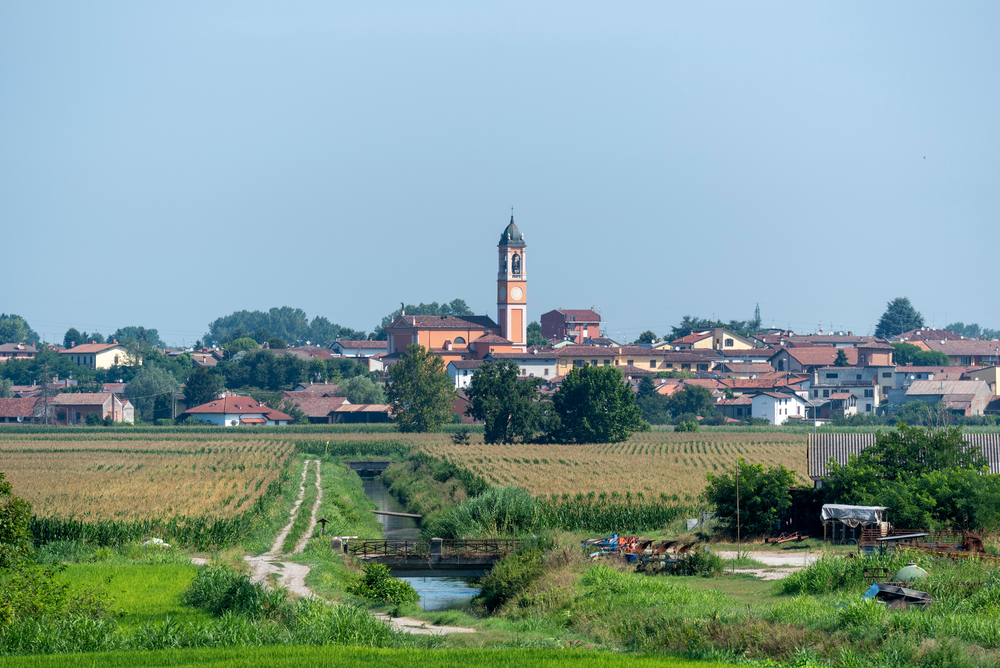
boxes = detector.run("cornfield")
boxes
[414,431,810,499]
[0,434,294,520]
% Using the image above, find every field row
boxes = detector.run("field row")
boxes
[0,439,294,520]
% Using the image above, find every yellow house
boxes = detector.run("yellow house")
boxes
[671,328,757,351]
[553,346,715,376]
[60,342,138,369]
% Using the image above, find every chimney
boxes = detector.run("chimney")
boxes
[70,342,75,348]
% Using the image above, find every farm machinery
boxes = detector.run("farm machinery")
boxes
[583,533,702,572]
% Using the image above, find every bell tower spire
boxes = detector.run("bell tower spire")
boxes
[497,214,527,351]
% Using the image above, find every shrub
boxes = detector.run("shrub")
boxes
[346,563,418,605]
[670,550,723,577]
[476,544,545,611]
[183,563,288,619]
[423,486,540,539]
[675,421,699,433]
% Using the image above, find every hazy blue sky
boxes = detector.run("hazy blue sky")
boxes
[2,2,998,346]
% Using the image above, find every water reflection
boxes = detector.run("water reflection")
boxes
[359,473,480,610]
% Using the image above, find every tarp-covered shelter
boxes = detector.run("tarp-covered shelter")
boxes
[821,504,889,544]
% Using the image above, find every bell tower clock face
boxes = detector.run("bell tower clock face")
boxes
[510,286,523,301]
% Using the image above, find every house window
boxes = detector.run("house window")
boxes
[454,337,466,344]
[463,370,468,376]
[681,364,691,370]
[864,389,874,398]
[777,360,785,371]
[604,360,610,365]
[698,364,708,371]
[725,338,734,347]
[823,390,830,398]
[813,390,818,398]
[961,357,971,365]
[865,404,872,412]
[856,375,862,380]
[544,369,549,376]
[882,372,891,378]
[737,407,743,416]
[826,373,838,379]
[627,360,634,366]
[574,360,584,367]
[591,360,599,366]
[57,412,66,421]
[650,360,656,368]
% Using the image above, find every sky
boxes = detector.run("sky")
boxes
[2,2,998,346]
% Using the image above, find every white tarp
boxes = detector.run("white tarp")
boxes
[821,504,888,528]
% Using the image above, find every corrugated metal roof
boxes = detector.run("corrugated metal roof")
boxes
[808,433,1000,479]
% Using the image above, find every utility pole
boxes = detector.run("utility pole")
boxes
[736,459,741,561]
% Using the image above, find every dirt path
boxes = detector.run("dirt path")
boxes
[194,458,474,635]
[716,550,820,580]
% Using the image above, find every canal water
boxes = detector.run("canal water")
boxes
[360,474,480,611]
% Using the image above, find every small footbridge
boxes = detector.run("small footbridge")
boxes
[346,538,527,577]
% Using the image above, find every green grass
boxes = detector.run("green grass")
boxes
[2,646,726,668]
[55,563,214,626]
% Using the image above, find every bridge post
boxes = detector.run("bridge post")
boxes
[431,537,443,561]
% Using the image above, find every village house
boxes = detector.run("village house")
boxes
[59,341,135,369]
[670,327,759,351]
[751,391,807,425]
[0,343,37,362]
[966,366,1000,394]
[50,393,134,425]
[179,395,292,426]
[447,360,484,389]
[915,340,1000,367]
[329,340,388,357]
[808,367,882,414]
[903,380,992,416]
[484,348,559,379]
[0,397,40,424]
[540,309,602,344]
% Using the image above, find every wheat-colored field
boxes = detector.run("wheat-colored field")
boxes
[415,431,810,499]
[0,435,294,520]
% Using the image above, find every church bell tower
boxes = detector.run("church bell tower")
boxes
[497,215,527,350]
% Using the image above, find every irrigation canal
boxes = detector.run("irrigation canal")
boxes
[359,472,480,612]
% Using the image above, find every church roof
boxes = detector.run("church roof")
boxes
[397,314,500,331]
[498,216,525,246]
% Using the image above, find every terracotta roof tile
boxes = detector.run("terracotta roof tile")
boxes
[0,397,39,418]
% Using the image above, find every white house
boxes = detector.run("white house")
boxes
[750,391,807,425]
[484,349,559,379]
[447,360,483,389]
[180,395,292,426]
[329,340,388,357]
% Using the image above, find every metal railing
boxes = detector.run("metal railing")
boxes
[346,538,528,559]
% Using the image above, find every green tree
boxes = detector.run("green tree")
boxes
[267,337,287,349]
[111,326,164,348]
[526,321,548,347]
[635,375,671,425]
[834,349,849,367]
[914,350,950,366]
[0,471,33,568]
[274,399,309,425]
[464,360,542,444]
[667,385,717,418]
[0,379,12,398]
[63,328,84,349]
[874,297,924,338]
[386,345,456,433]
[891,342,922,366]
[184,368,221,408]
[126,366,182,422]
[704,458,796,536]
[0,314,40,346]
[224,337,260,357]
[552,365,645,443]
[341,375,387,404]
[635,330,658,344]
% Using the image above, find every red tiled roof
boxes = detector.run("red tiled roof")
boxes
[50,393,112,406]
[553,309,601,322]
[922,340,1000,356]
[774,347,859,366]
[284,395,350,418]
[184,396,273,415]
[58,343,122,354]
[0,398,39,418]
[471,334,512,344]
[898,328,966,342]
[829,392,854,400]
[0,343,37,354]
[671,332,712,344]
[720,363,775,374]
[618,364,654,376]
[332,340,385,349]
